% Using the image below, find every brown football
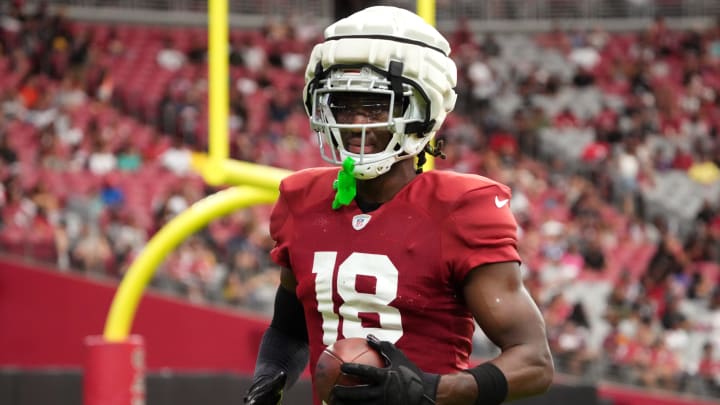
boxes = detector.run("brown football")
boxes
[313,337,385,404]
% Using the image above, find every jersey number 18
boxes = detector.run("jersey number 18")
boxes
[312,251,403,345]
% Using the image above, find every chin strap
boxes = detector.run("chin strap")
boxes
[332,157,357,209]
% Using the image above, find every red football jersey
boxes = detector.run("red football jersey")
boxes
[269,167,520,399]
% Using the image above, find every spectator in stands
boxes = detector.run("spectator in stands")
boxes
[0,130,18,167]
[697,199,718,224]
[703,288,720,349]
[466,48,499,112]
[551,319,592,374]
[37,128,68,171]
[606,272,638,318]
[685,221,718,263]
[153,183,188,225]
[186,36,207,65]
[156,37,186,71]
[688,149,720,184]
[2,174,36,230]
[17,74,42,112]
[53,215,71,270]
[538,221,582,296]
[94,68,115,104]
[645,217,689,284]
[267,87,295,123]
[70,224,113,277]
[56,73,87,110]
[686,269,715,300]
[24,82,59,129]
[99,178,124,210]
[29,180,61,223]
[206,211,244,259]
[0,3,22,48]
[551,302,597,376]
[601,308,625,375]
[177,88,202,146]
[87,135,117,176]
[23,205,57,262]
[187,237,221,302]
[580,231,607,273]
[697,341,720,396]
[103,26,125,57]
[116,141,142,172]
[544,292,574,337]
[614,134,642,211]
[222,246,279,314]
[105,210,147,277]
[481,32,501,57]
[643,336,684,390]
[162,236,220,303]
[53,104,83,147]
[235,31,266,74]
[68,26,91,68]
[617,314,656,382]
[157,87,179,136]
[159,136,192,176]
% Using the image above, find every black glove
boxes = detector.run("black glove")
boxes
[244,372,287,405]
[331,335,439,405]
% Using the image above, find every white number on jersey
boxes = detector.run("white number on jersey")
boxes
[312,252,403,345]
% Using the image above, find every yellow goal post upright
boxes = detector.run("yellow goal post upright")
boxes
[417,0,436,172]
[84,1,436,404]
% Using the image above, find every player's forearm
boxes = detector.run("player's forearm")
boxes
[252,285,310,388]
[435,372,478,405]
[493,343,554,401]
[253,325,309,388]
[435,344,553,405]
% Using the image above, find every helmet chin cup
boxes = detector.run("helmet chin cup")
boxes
[343,154,395,179]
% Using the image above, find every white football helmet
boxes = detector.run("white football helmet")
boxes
[303,6,458,179]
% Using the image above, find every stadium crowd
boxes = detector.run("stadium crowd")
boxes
[0,1,719,399]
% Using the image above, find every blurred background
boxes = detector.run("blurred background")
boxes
[0,1,719,404]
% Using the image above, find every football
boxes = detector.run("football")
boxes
[313,337,386,404]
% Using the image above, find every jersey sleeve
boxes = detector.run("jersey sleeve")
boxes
[268,169,337,271]
[269,185,293,269]
[443,183,520,285]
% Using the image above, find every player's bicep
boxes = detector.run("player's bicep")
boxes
[463,264,554,400]
[463,262,546,351]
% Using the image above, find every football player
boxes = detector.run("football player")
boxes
[244,6,553,405]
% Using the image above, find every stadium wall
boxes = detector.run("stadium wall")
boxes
[0,256,268,373]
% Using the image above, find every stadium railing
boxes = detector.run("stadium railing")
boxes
[40,0,720,19]
[35,0,720,32]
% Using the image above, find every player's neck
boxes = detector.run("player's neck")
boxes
[355,159,417,204]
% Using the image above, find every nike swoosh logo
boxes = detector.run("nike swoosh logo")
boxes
[495,196,509,208]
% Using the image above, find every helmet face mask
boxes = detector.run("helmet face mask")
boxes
[303,6,458,179]
[309,65,430,179]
